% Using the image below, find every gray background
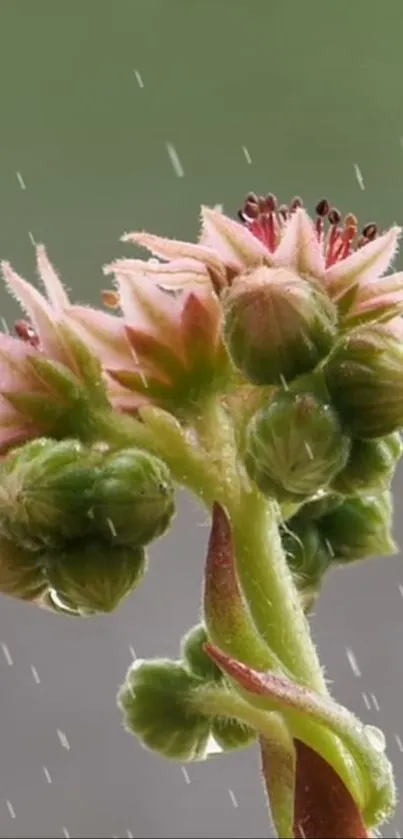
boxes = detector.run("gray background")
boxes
[0,1,403,836]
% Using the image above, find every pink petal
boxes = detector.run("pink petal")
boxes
[121,230,226,280]
[325,226,401,300]
[116,272,182,343]
[274,208,325,278]
[200,206,271,269]
[0,333,38,390]
[104,257,209,288]
[65,305,135,369]
[36,245,70,311]
[1,262,66,363]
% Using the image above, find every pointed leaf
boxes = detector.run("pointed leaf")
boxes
[205,644,395,828]
[293,740,368,838]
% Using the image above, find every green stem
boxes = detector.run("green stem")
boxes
[230,488,327,695]
[190,686,296,838]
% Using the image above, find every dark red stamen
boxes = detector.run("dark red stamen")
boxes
[14,320,40,348]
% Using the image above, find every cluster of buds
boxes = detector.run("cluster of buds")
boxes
[0,438,175,614]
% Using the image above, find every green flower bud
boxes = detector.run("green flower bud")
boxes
[211,716,256,752]
[223,267,337,385]
[0,438,99,551]
[118,660,210,761]
[324,325,403,438]
[318,491,397,563]
[297,492,344,521]
[331,433,403,495]
[181,624,222,683]
[44,539,147,614]
[89,448,175,547]
[0,536,47,602]
[245,389,350,502]
[281,518,332,597]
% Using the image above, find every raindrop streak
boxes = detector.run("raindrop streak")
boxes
[6,800,16,819]
[166,142,185,178]
[242,145,252,164]
[394,733,403,752]
[361,691,372,710]
[399,583,403,598]
[107,518,117,537]
[16,171,26,190]
[181,766,191,784]
[129,645,137,659]
[57,729,71,750]
[228,788,238,808]
[31,665,40,683]
[0,317,9,334]
[1,643,13,666]
[345,646,361,677]
[134,69,144,88]
[353,163,365,190]
[62,827,70,838]
[43,766,52,783]
[28,231,36,246]
[370,692,380,712]
[126,831,133,838]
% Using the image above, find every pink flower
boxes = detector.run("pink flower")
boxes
[68,256,227,414]
[121,195,402,327]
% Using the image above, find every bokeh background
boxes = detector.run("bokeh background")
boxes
[0,1,403,836]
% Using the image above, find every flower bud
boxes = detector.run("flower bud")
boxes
[281,518,332,604]
[245,389,350,502]
[318,491,397,563]
[223,266,337,385]
[211,717,256,752]
[324,325,403,438]
[0,536,47,602]
[298,492,344,521]
[181,624,222,683]
[331,433,403,495]
[44,539,147,614]
[117,660,210,761]
[89,448,175,547]
[0,438,99,551]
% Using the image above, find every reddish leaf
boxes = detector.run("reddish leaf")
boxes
[293,739,368,838]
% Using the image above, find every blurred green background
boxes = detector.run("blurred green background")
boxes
[1,2,403,838]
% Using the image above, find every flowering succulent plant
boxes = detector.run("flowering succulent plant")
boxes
[1,192,403,837]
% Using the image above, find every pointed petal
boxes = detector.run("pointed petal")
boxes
[325,226,401,300]
[121,230,226,280]
[65,305,134,369]
[200,206,271,269]
[104,257,210,288]
[274,208,325,277]
[1,262,66,362]
[116,272,183,349]
[0,332,41,390]
[36,245,70,310]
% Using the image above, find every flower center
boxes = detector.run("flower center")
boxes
[237,193,378,268]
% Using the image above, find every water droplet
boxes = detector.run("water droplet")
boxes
[31,665,40,683]
[353,163,365,191]
[242,145,252,164]
[6,800,15,818]
[364,725,386,753]
[181,766,191,784]
[43,766,52,783]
